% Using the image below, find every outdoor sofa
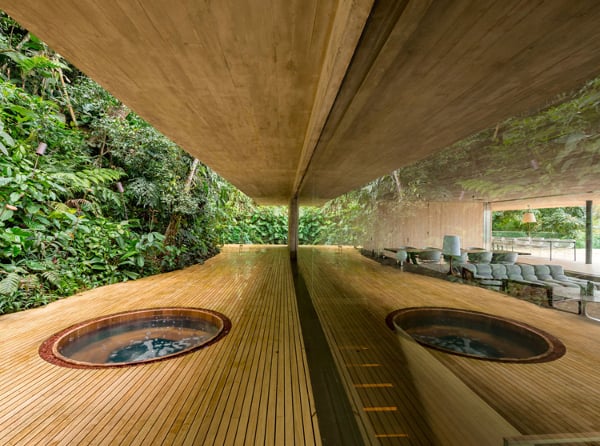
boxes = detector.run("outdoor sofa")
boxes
[461,263,599,298]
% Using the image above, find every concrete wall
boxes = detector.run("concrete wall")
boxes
[362,201,486,253]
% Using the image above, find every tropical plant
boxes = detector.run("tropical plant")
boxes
[0,63,225,313]
[492,207,589,246]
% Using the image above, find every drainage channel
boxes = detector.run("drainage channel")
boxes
[291,260,365,446]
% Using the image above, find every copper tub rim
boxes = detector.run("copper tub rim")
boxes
[386,306,566,363]
[39,307,231,369]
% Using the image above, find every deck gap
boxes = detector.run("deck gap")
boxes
[291,260,366,446]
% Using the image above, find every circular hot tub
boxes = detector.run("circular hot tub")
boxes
[386,307,565,363]
[40,307,231,368]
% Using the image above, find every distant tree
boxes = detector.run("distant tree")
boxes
[492,207,585,239]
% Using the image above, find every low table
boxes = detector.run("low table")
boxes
[552,287,600,321]
[581,294,600,322]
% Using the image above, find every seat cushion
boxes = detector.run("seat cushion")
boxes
[461,264,476,275]
[548,265,565,277]
[505,264,524,281]
[519,264,540,282]
[418,249,441,262]
[478,279,503,287]
[490,264,508,280]
[468,251,493,263]
[492,252,519,264]
[533,265,553,280]
[473,264,493,279]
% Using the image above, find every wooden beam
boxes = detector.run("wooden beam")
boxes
[288,196,299,260]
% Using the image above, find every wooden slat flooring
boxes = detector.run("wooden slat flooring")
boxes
[0,246,320,446]
[298,246,600,445]
[4,245,600,445]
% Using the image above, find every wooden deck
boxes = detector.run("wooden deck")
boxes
[0,246,319,446]
[298,246,600,444]
[3,245,600,445]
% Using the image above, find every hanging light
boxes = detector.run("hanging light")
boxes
[522,206,537,238]
[116,182,128,220]
[35,142,47,156]
[33,142,47,171]
[522,206,536,223]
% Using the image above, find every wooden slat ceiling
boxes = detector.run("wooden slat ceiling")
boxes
[1,1,600,205]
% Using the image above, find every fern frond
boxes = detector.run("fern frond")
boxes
[20,274,40,291]
[81,168,122,185]
[49,202,75,213]
[50,169,122,192]
[0,272,20,295]
[42,270,62,287]
[128,177,160,208]
[66,198,91,210]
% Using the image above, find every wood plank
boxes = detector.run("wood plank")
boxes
[0,246,320,446]
[298,246,600,443]
[4,245,600,444]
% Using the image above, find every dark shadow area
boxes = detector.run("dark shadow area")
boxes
[297,248,446,444]
[291,260,365,446]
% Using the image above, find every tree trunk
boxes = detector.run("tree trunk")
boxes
[57,66,78,127]
[164,158,200,246]
[184,158,199,192]
[96,133,108,167]
[164,214,182,246]
[391,171,402,197]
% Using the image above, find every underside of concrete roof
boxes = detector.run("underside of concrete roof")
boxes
[2,1,600,205]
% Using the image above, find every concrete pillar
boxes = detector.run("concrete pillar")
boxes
[483,202,492,250]
[586,200,593,264]
[289,196,299,261]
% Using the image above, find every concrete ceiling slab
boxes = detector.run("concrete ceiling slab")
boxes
[2,1,600,205]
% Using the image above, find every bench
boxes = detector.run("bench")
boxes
[461,263,600,308]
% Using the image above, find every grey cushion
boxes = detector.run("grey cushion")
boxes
[418,249,441,262]
[547,265,581,283]
[547,265,566,277]
[548,264,577,283]
[492,252,519,264]
[490,264,508,280]
[461,263,476,275]
[505,264,524,281]
[533,265,553,280]
[473,264,493,279]
[519,264,541,283]
[468,251,493,263]
[478,279,503,288]
[532,264,580,288]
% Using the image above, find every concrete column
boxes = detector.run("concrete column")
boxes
[289,196,299,261]
[483,202,492,250]
[586,200,593,264]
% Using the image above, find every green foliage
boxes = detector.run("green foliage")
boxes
[0,13,75,102]
[537,207,585,238]
[0,59,224,314]
[299,207,324,245]
[217,203,288,245]
[314,188,374,246]
[0,17,241,315]
[0,272,20,295]
[492,207,587,244]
